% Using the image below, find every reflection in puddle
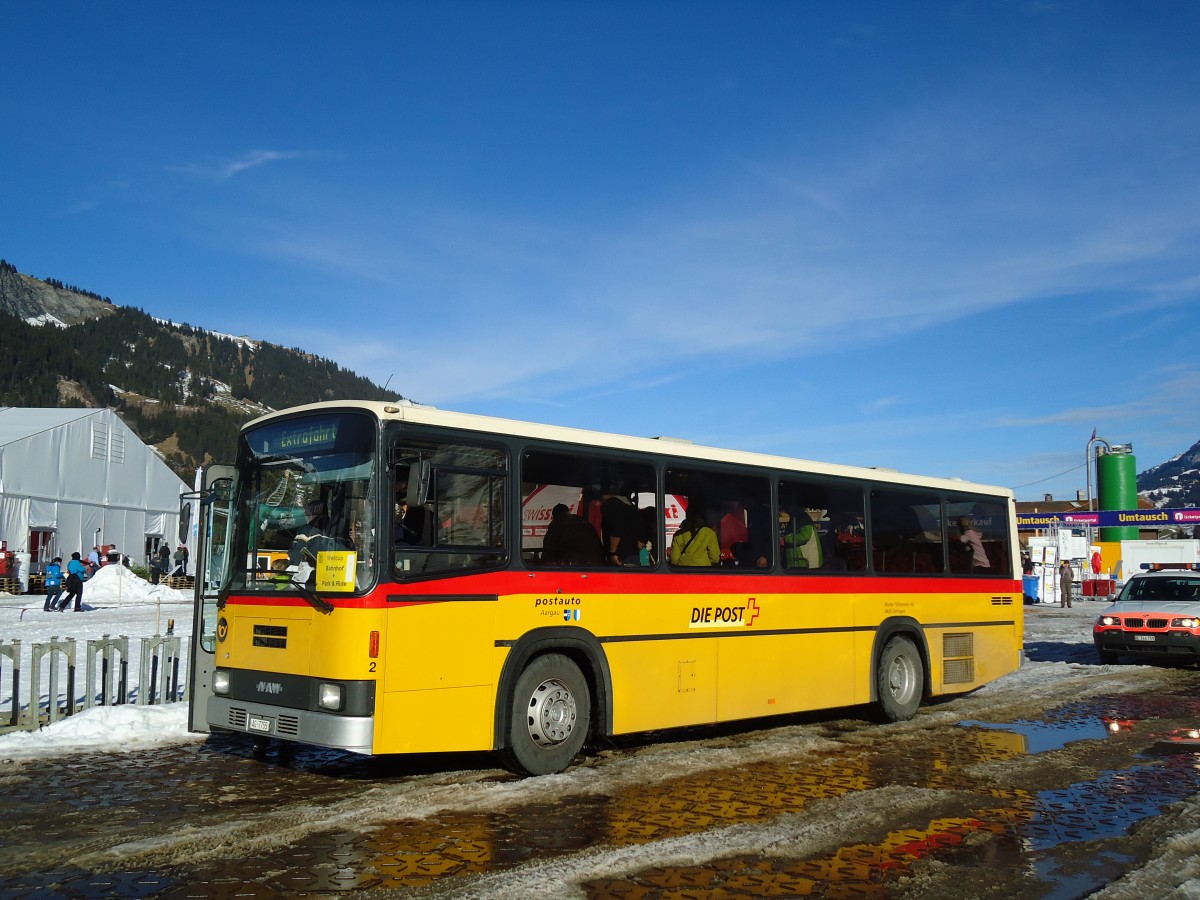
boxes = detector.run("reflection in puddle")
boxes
[957,716,1115,753]
[1025,758,1200,851]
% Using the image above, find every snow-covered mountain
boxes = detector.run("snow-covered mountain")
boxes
[1139,438,1200,509]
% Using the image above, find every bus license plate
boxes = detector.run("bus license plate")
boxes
[248,715,273,734]
[1134,635,1156,642]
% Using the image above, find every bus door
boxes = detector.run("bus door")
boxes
[187,465,235,734]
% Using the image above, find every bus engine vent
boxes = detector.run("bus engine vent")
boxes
[942,632,975,685]
[253,624,288,649]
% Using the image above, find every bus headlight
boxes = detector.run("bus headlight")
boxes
[213,669,231,695]
[1173,617,1200,628]
[318,682,344,711]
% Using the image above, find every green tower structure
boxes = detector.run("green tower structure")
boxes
[1097,449,1138,542]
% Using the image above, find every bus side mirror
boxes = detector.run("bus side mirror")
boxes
[407,460,431,507]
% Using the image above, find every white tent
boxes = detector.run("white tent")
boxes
[0,408,188,580]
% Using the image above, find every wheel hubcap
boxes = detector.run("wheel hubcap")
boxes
[888,654,915,703]
[525,678,577,747]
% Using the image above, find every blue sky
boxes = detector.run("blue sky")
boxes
[4,2,1199,501]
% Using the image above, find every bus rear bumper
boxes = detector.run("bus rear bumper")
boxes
[208,697,375,754]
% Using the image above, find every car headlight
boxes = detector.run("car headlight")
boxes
[1172,617,1200,629]
[213,669,231,695]
[318,682,344,711]
[1099,616,1120,627]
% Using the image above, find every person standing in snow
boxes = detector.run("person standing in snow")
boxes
[43,557,63,611]
[1059,559,1074,609]
[172,545,189,577]
[57,551,88,612]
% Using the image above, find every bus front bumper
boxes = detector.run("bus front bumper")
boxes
[208,696,375,754]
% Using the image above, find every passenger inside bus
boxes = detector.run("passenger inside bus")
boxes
[541,503,605,566]
[395,481,437,546]
[780,509,823,570]
[399,502,437,546]
[289,499,336,564]
[669,506,720,567]
[719,501,749,559]
[600,485,645,566]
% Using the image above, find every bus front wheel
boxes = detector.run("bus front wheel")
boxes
[503,653,591,776]
[875,636,923,722]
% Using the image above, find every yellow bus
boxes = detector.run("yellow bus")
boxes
[187,401,1022,775]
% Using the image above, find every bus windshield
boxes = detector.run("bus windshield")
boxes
[231,411,377,593]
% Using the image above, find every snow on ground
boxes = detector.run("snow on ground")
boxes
[0,563,195,758]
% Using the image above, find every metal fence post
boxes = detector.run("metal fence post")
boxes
[30,637,77,725]
[85,635,130,709]
[0,639,21,727]
[139,635,184,705]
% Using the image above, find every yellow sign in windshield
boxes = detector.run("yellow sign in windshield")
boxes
[315,550,357,592]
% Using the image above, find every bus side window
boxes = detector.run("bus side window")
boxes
[665,467,770,570]
[779,478,867,573]
[947,496,1011,577]
[869,488,943,575]
[520,448,654,568]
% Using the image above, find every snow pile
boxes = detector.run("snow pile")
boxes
[0,704,198,760]
[75,561,190,608]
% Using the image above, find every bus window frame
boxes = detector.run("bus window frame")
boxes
[232,409,379,596]
[387,425,511,583]
[518,442,658,571]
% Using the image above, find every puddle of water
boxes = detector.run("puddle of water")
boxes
[1025,756,1200,851]
[957,716,1114,753]
[1034,850,1138,900]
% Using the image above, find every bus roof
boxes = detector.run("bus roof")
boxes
[244,400,1013,498]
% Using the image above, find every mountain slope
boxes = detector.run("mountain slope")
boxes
[1139,438,1200,509]
[0,260,400,479]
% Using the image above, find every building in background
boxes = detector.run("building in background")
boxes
[0,408,186,586]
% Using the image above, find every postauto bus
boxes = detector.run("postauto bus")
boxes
[186,401,1021,775]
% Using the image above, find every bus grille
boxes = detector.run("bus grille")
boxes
[253,624,288,649]
[944,658,975,683]
[943,632,975,685]
[991,595,1012,606]
[226,706,300,736]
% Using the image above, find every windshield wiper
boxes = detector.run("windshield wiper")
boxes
[292,579,335,615]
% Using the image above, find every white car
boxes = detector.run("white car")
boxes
[1093,569,1200,665]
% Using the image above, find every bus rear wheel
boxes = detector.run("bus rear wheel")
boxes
[875,636,923,722]
[502,653,591,776]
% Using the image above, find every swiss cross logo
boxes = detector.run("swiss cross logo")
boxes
[745,597,760,626]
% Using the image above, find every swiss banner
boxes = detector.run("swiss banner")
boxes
[521,485,584,547]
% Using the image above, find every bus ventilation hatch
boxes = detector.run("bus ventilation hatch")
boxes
[943,632,975,685]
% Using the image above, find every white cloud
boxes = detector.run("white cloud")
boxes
[172,149,326,182]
